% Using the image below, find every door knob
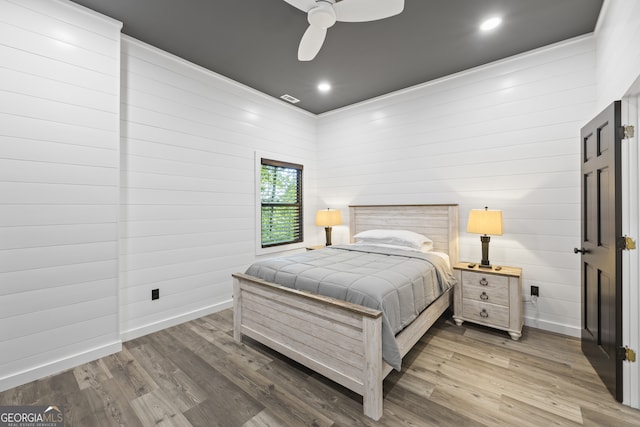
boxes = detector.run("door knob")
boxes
[574,247,588,254]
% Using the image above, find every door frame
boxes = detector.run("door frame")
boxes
[622,89,640,408]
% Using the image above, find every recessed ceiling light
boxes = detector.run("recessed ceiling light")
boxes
[318,82,331,93]
[480,16,502,32]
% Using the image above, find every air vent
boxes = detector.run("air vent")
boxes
[280,94,300,104]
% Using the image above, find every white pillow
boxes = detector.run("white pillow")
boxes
[354,241,434,253]
[353,229,433,249]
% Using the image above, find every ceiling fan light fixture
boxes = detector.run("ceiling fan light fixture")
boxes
[480,16,502,32]
[308,2,337,29]
[288,0,406,61]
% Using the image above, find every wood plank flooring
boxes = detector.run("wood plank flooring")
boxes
[2,309,640,426]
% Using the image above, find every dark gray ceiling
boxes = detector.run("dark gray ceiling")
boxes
[71,0,603,114]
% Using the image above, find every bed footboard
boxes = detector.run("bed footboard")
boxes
[232,272,384,420]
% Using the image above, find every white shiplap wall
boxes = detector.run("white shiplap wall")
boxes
[316,36,598,336]
[596,0,640,110]
[0,0,122,391]
[119,37,317,339]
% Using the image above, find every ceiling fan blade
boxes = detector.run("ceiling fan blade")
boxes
[334,0,404,22]
[282,0,317,13]
[298,25,327,61]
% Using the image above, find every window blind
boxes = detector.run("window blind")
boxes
[260,158,303,247]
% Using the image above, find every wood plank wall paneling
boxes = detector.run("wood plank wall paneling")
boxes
[596,0,640,109]
[0,0,122,391]
[316,37,598,336]
[119,37,317,339]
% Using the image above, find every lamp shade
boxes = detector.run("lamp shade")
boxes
[316,209,342,227]
[467,208,503,235]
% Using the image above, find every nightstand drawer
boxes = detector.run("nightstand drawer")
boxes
[462,283,509,306]
[462,300,510,328]
[461,271,509,289]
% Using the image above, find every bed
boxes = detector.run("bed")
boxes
[232,204,459,420]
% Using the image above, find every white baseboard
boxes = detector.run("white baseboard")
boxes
[120,299,233,342]
[524,316,581,337]
[0,341,122,393]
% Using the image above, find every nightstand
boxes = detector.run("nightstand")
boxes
[305,245,327,251]
[452,262,523,340]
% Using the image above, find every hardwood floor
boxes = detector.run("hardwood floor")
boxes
[2,309,640,426]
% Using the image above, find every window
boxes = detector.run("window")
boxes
[260,158,303,247]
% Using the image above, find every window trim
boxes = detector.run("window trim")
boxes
[255,151,306,255]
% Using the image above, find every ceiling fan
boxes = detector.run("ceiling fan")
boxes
[283,0,405,61]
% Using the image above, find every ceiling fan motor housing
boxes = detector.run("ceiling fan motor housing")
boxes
[308,1,337,29]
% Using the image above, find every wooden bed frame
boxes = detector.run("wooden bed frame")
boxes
[232,204,459,420]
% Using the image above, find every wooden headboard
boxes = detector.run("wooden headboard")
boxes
[348,204,459,266]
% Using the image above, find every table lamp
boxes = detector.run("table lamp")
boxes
[316,208,342,246]
[467,207,503,268]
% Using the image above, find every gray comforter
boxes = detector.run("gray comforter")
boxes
[244,244,457,370]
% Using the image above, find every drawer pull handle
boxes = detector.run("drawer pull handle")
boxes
[479,278,488,286]
[480,309,489,318]
[480,292,489,301]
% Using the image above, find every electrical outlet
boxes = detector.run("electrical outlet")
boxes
[531,285,539,297]
[152,288,159,300]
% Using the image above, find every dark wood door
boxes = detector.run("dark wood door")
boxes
[579,101,622,401]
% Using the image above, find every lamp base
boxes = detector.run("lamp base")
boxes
[479,235,491,268]
[324,226,333,246]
